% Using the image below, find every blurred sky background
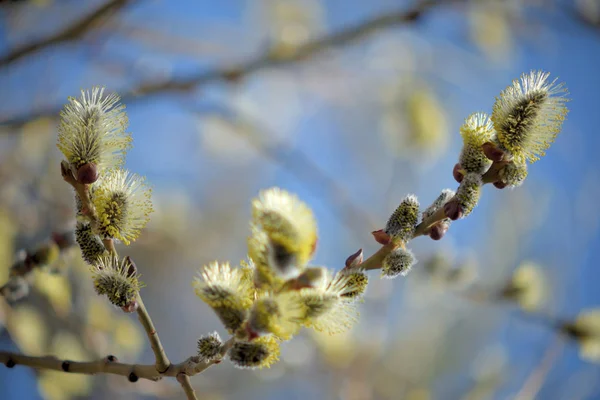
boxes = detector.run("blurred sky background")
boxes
[0,0,599,399]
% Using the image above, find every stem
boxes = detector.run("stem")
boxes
[513,336,564,400]
[177,374,198,400]
[357,160,508,271]
[0,351,161,381]
[135,294,171,373]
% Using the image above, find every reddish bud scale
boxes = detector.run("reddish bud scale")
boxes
[482,142,505,162]
[428,223,448,240]
[76,163,99,184]
[345,248,364,268]
[121,301,139,313]
[444,201,463,221]
[372,230,392,245]
[493,181,508,189]
[453,163,464,183]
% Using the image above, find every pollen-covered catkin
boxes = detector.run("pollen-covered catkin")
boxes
[459,112,495,174]
[491,70,569,163]
[251,188,318,279]
[92,169,153,245]
[499,160,528,188]
[339,270,368,300]
[229,336,280,369]
[57,87,131,176]
[194,262,254,333]
[197,332,223,360]
[385,195,420,243]
[75,223,107,265]
[455,173,482,217]
[90,256,142,308]
[382,248,416,279]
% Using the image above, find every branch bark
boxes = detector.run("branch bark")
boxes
[0,0,134,68]
[0,0,455,127]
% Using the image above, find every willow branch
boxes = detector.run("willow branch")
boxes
[0,0,134,68]
[1,0,455,126]
[514,336,564,400]
[135,294,171,373]
[176,374,198,400]
[361,160,505,271]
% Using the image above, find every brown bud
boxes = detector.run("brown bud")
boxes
[428,223,448,241]
[493,180,508,189]
[106,355,118,363]
[453,163,464,183]
[482,142,505,162]
[124,256,137,277]
[372,230,392,245]
[345,248,364,268]
[121,301,139,313]
[77,162,98,184]
[444,201,463,221]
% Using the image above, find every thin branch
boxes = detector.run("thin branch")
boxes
[0,0,455,127]
[0,0,134,68]
[176,374,198,400]
[513,336,564,400]
[135,294,171,373]
[361,160,506,271]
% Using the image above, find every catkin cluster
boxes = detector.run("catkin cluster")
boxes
[194,188,369,369]
[57,87,153,310]
[378,71,568,278]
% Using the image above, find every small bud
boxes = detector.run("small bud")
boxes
[560,309,600,363]
[197,332,223,360]
[384,195,420,243]
[453,163,464,183]
[121,301,139,313]
[123,256,137,277]
[482,142,505,162]
[128,372,139,382]
[106,355,118,363]
[428,222,448,241]
[455,173,482,218]
[493,181,508,189]
[5,358,15,368]
[443,200,463,221]
[345,249,364,268]
[372,229,391,245]
[422,189,455,221]
[382,248,417,279]
[76,162,99,184]
[61,361,71,372]
[229,336,280,370]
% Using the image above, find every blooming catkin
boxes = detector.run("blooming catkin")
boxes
[459,112,495,174]
[456,173,482,217]
[90,256,142,308]
[385,195,420,243]
[92,169,153,245]
[382,248,416,279]
[197,332,223,360]
[75,223,107,265]
[57,87,131,176]
[229,336,280,369]
[499,160,528,188]
[491,70,569,163]
[251,188,318,279]
[194,262,254,333]
[339,271,369,300]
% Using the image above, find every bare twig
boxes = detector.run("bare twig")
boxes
[360,160,506,271]
[0,0,134,68]
[176,374,198,400]
[135,294,171,373]
[513,336,564,400]
[0,0,455,126]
